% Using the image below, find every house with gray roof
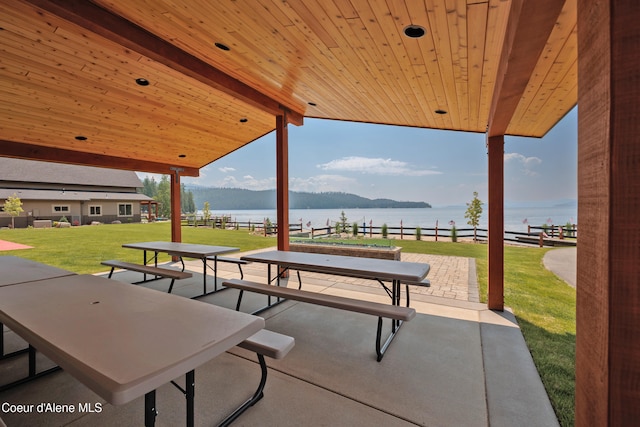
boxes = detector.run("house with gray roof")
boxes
[0,158,153,228]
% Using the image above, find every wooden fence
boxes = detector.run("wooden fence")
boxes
[184,216,577,246]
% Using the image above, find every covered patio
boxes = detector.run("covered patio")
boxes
[1,253,557,426]
[0,0,638,425]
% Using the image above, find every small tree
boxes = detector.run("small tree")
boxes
[338,211,349,234]
[464,191,483,241]
[4,193,24,229]
[449,220,458,242]
[203,201,211,226]
[264,217,273,234]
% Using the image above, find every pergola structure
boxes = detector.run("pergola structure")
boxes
[139,200,159,222]
[0,0,637,423]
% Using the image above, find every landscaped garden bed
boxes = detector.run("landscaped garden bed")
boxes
[289,241,401,260]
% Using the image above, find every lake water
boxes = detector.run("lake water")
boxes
[203,205,577,233]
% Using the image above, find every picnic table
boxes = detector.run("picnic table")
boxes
[232,250,430,360]
[121,241,239,297]
[0,256,76,362]
[241,250,431,307]
[0,273,265,426]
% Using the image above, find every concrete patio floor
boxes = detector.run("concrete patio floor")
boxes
[0,249,559,426]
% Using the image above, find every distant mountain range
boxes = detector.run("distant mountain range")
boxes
[185,186,431,210]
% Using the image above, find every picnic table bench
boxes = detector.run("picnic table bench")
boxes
[101,260,192,293]
[223,279,415,361]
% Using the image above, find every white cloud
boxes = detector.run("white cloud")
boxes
[504,153,542,176]
[317,156,441,176]
[218,166,235,173]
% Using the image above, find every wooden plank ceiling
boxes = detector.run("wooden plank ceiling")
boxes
[0,0,577,175]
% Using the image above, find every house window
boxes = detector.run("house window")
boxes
[52,205,70,213]
[118,203,133,217]
[89,205,102,216]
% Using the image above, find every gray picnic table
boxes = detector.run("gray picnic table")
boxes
[0,273,264,426]
[122,241,239,296]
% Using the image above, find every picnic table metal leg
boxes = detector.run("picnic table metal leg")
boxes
[218,353,267,427]
[170,371,196,427]
[202,257,207,295]
[143,250,148,282]
[145,390,157,427]
[186,370,195,427]
[0,342,61,391]
[0,323,20,360]
[214,256,218,291]
[376,316,405,362]
[392,280,399,331]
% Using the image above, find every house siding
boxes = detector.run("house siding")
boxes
[1,199,143,228]
[0,159,153,228]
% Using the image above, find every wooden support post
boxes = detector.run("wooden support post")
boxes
[276,113,290,252]
[170,169,182,244]
[487,135,504,311]
[576,0,640,423]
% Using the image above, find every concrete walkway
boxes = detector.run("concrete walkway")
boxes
[0,249,559,427]
[543,247,577,288]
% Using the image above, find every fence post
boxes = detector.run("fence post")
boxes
[435,224,438,242]
[539,232,544,247]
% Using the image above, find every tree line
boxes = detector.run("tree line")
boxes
[186,186,431,210]
[140,176,196,218]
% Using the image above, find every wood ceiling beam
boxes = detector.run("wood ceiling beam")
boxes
[0,141,199,177]
[25,0,304,126]
[487,0,566,137]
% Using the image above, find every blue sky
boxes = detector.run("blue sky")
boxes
[143,107,577,208]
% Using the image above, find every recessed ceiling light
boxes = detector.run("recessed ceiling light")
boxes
[75,135,87,141]
[178,154,186,158]
[435,109,447,115]
[308,102,317,107]
[215,42,231,51]
[239,118,248,123]
[135,78,150,86]
[404,25,426,39]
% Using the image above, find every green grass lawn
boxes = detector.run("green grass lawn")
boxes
[0,222,276,273]
[0,223,575,426]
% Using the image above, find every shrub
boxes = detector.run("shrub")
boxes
[415,226,422,241]
[381,223,388,238]
[352,222,359,237]
[451,226,458,242]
